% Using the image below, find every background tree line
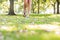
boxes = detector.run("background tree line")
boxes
[0,0,60,16]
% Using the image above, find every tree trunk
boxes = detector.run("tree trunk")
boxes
[8,0,15,15]
[54,3,55,14]
[38,0,40,14]
[32,8,34,13]
[57,0,59,14]
[32,0,34,13]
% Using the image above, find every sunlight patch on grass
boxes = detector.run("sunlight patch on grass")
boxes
[25,25,40,30]
[50,22,60,25]
[26,24,60,32]
[0,26,17,31]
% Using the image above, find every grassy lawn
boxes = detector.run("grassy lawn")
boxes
[0,14,60,40]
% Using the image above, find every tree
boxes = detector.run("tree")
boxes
[8,0,16,15]
[38,0,40,14]
[31,0,36,13]
[53,3,55,14]
[32,0,34,13]
[50,0,56,14]
[56,0,59,14]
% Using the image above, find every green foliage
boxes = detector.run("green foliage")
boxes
[0,0,7,3]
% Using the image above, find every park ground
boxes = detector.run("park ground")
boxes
[0,14,60,40]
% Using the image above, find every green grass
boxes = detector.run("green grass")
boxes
[0,14,60,40]
[1,30,60,40]
[0,14,60,26]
